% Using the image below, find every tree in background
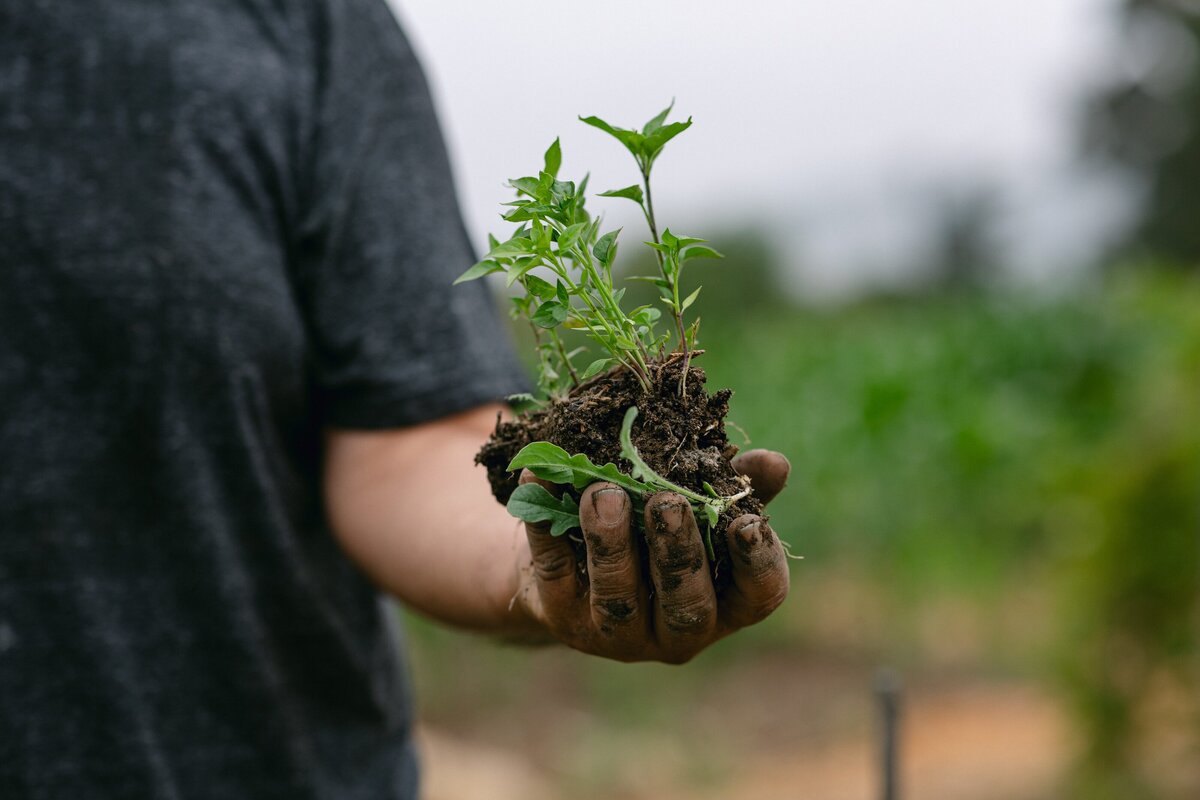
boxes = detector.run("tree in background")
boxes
[1084,0,1200,266]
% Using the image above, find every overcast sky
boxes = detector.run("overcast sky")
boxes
[391,0,1130,299]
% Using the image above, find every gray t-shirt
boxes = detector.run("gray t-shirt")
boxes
[0,1,526,797]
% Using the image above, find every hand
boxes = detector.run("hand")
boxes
[510,450,791,663]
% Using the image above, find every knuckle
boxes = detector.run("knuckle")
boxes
[660,594,715,636]
[532,552,575,582]
[592,592,641,628]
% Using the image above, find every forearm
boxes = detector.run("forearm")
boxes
[323,405,540,636]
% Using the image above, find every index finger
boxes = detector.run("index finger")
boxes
[518,470,585,632]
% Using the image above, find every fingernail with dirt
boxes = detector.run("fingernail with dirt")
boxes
[734,519,761,552]
[651,499,686,533]
[593,488,627,525]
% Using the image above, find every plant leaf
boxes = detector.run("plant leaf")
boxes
[531,300,569,328]
[453,259,503,285]
[681,245,724,261]
[642,118,692,160]
[593,228,621,266]
[579,115,644,155]
[598,185,645,205]
[523,274,557,300]
[543,138,562,179]
[581,358,615,380]
[681,285,702,312]
[642,99,675,136]
[506,393,545,414]
[508,441,649,494]
[506,483,580,537]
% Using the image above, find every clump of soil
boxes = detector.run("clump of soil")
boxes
[477,357,762,587]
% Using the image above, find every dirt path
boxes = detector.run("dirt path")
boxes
[418,680,1073,800]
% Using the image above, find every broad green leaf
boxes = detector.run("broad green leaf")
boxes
[598,185,645,205]
[644,241,674,256]
[506,483,580,537]
[453,259,503,285]
[642,99,675,136]
[509,176,541,197]
[543,138,562,179]
[488,237,534,260]
[681,245,724,261]
[556,280,571,305]
[593,228,621,266]
[523,274,556,300]
[579,115,644,155]
[642,118,692,160]
[531,300,569,328]
[508,441,649,494]
[502,206,533,222]
[557,222,587,253]
[681,285,702,312]
[581,358,615,380]
[505,257,540,287]
[661,229,679,248]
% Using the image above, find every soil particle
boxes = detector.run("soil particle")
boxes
[476,360,763,587]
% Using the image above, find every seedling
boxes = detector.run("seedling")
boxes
[461,104,764,581]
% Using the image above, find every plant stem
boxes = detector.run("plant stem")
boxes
[548,328,579,386]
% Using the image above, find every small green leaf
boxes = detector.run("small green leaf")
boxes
[543,138,562,178]
[557,222,587,253]
[642,99,675,136]
[661,229,679,248]
[702,481,720,498]
[506,483,581,537]
[702,503,719,530]
[593,228,621,266]
[681,245,724,261]
[506,393,545,413]
[488,237,534,260]
[505,257,540,287]
[453,259,503,285]
[579,115,644,155]
[642,118,692,160]
[531,300,569,328]
[523,274,556,300]
[581,358,615,380]
[556,280,571,305]
[598,185,645,205]
[509,176,541,197]
[681,285,702,312]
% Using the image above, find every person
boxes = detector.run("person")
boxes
[0,1,790,797]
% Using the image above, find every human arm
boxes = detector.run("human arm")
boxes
[322,403,791,661]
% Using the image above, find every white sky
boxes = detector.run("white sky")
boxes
[391,0,1130,299]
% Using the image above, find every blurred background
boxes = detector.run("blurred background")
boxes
[391,1,1200,797]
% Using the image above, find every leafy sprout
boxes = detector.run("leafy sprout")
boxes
[504,407,750,559]
[455,103,723,400]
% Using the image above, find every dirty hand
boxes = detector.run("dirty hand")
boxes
[510,450,791,663]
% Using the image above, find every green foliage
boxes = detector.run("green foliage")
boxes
[456,103,723,399]
[505,483,581,537]
[506,409,745,554]
[507,441,649,495]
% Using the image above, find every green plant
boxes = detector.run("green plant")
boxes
[505,407,751,558]
[454,102,722,399]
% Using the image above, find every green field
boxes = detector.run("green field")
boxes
[405,268,1200,797]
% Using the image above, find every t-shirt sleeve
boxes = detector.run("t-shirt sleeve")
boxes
[293,0,529,429]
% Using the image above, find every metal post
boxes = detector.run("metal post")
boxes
[874,667,902,800]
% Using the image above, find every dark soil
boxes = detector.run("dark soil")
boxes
[476,357,763,588]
